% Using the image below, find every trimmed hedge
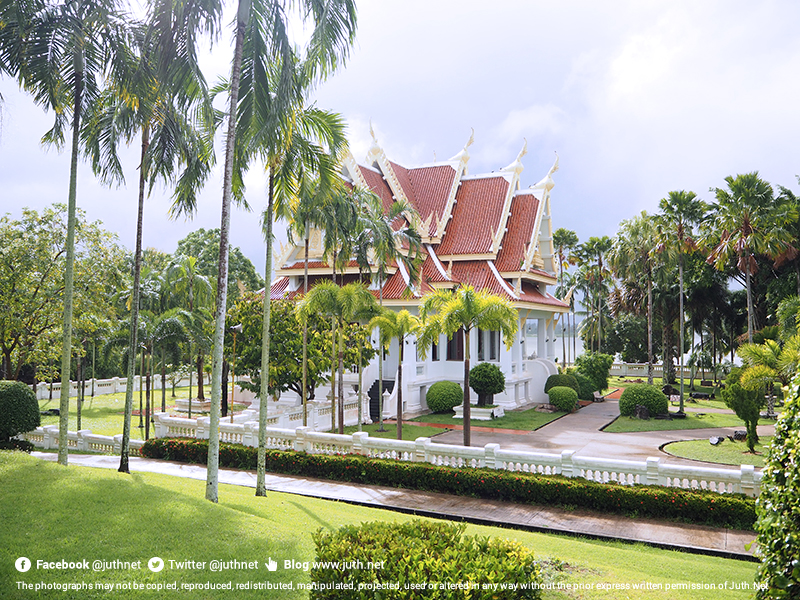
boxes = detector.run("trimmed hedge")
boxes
[569,370,595,402]
[0,380,40,442]
[427,381,462,413]
[619,384,668,417]
[311,520,542,599]
[141,438,756,530]
[544,373,580,395]
[469,363,505,407]
[547,386,578,412]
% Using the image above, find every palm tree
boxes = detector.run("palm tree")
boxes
[82,2,213,473]
[297,281,378,434]
[553,228,578,366]
[738,336,800,418]
[418,285,518,447]
[656,190,707,414]
[575,236,613,352]
[202,0,357,503]
[706,173,798,345]
[1,0,131,466]
[610,213,658,384]
[368,309,420,440]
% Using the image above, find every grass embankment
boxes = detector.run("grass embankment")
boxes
[0,451,757,600]
[664,438,772,468]
[411,408,565,431]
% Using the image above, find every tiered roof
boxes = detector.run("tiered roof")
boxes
[272,131,567,313]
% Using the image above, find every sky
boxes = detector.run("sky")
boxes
[2,0,799,279]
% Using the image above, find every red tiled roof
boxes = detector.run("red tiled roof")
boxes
[270,277,290,300]
[359,166,395,213]
[495,193,540,272]
[407,165,457,234]
[437,176,509,255]
[388,161,417,208]
[420,254,448,284]
[282,259,360,271]
[518,282,569,308]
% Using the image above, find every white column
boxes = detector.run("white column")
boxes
[537,318,546,359]
[546,318,556,361]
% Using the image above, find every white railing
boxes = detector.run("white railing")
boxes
[34,374,213,401]
[23,425,144,456]
[150,415,762,497]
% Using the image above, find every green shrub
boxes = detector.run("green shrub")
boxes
[619,384,668,417]
[721,383,763,452]
[568,370,595,402]
[426,381,462,413]
[756,374,800,597]
[469,363,505,407]
[311,520,542,599]
[575,352,614,392]
[548,386,578,412]
[0,381,40,442]
[141,437,756,529]
[0,439,36,452]
[544,373,580,395]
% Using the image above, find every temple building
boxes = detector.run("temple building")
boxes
[270,130,568,422]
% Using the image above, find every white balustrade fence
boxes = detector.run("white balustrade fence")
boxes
[23,425,144,456]
[151,413,762,497]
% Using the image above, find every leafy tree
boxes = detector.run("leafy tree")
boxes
[418,285,518,446]
[574,352,614,393]
[738,336,800,418]
[706,173,798,344]
[656,190,707,413]
[368,308,420,439]
[1,0,131,466]
[721,370,763,453]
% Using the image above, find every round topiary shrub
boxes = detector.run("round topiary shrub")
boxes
[0,380,40,442]
[427,381,463,413]
[469,363,505,407]
[548,386,578,412]
[618,384,668,417]
[544,373,580,395]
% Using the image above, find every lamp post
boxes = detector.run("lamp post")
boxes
[230,324,243,423]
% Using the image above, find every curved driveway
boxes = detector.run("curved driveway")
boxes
[430,399,775,468]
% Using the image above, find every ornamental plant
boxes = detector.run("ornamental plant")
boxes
[618,384,668,417]
[567,369,595,402]
[469,362,505,407]
[311,520,542,599]
[575,352,614,393]
[426,381,462,413]
[544,373,580,396]
[756,374,800,597]
[548,386,578,412]
[0,381,40,442]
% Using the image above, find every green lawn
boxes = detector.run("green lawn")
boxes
[37,387,247,438]
[411,407,566,431]
[663,438,771,468]
[343,422,450,441]
[603,411,772,433]
[0,451,758,599]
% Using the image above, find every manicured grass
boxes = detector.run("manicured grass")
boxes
[411,407,566,431]
[343,422,450,441]
[37,387,247,438]
[663,438,771,468]
[603,411,772,433]
[0,451,757,599]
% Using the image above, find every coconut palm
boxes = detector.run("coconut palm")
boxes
[201,0,357,503]
[656,190,707,414]
[297,281,378,434]
[575,236,613,352]
[610,213,658,384]
[1,0,131,465]
[707,173,798,345]
[739,336,800,418]
[553,228,578,365]
[418,285,518,447]
[368,309,420,440]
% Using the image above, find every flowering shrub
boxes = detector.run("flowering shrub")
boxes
[141,438,755,529]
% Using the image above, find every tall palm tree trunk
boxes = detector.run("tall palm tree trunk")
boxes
[678,256,685,413]
[58,51,85,467]
[119,124,149,473]
[745,259,754,344]
[207,0,250,504]
[396,335,403,440]
[301,220,309,426]
[337,327,345,434]
[161,347,167,413]
[257,171,276,496]
[463,329,471,447]
[377,272,386,431]
[647,270,653,385]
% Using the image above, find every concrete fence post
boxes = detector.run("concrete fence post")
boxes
[484,443,500,469]
[295,426,309,452]
[646,457,661,486]
[352,431,368,455]
[561,450,575,477]
[740,464,756,497]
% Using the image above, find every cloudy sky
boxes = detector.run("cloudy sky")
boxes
[2,0,799,277]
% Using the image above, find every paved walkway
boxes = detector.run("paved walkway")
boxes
[32,450,758,562]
